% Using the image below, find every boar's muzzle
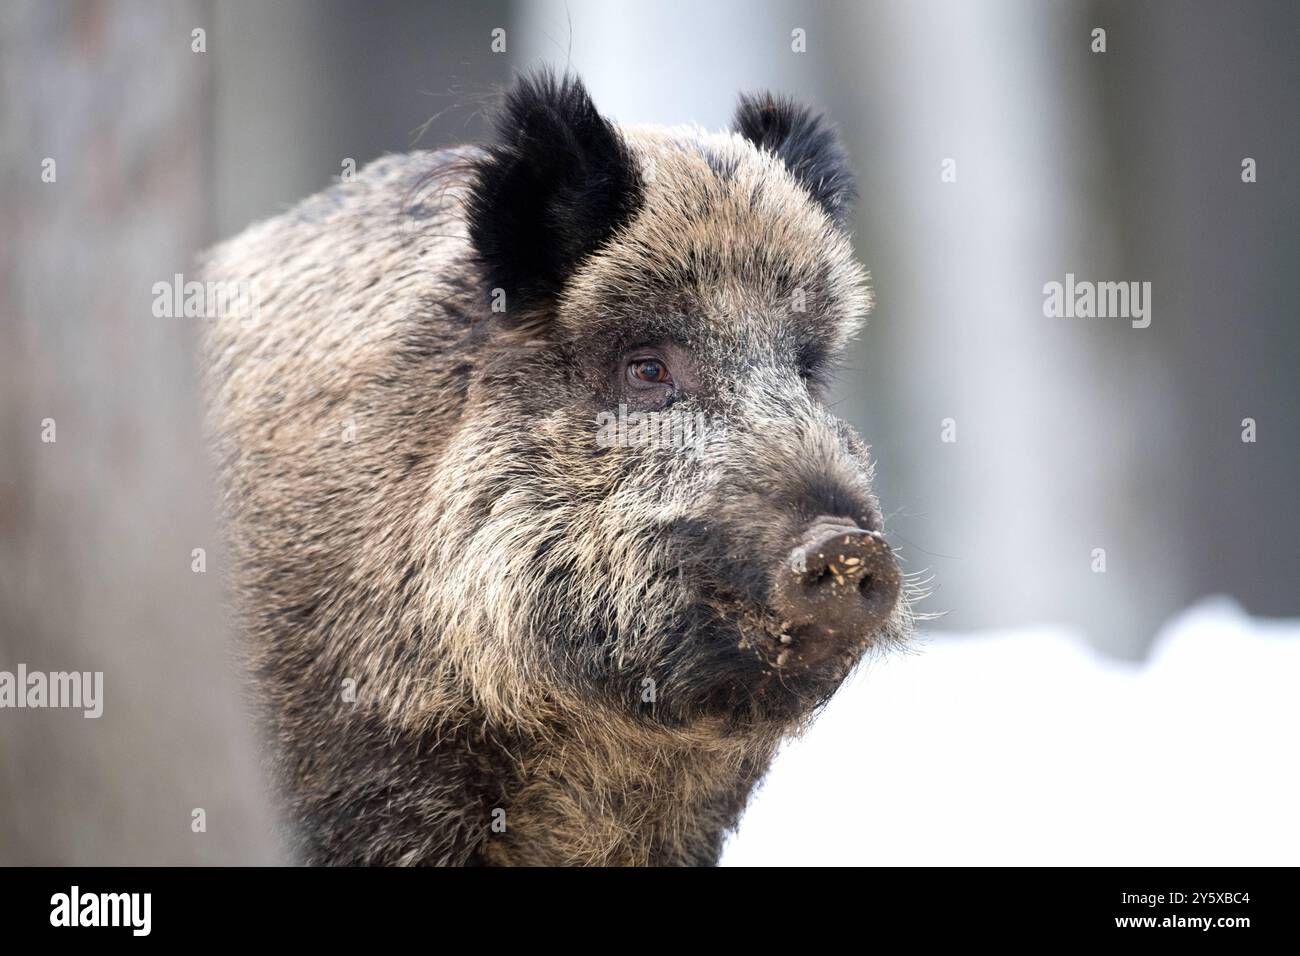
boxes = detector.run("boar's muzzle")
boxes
[769,516,901,669]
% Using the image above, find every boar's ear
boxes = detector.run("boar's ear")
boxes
[467,71,645,321]
[732,92,856,228]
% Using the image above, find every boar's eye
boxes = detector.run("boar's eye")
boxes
[627,357,673,388]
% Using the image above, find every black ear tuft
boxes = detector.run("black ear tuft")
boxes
[732,93,856,228]
[467,71,645,318]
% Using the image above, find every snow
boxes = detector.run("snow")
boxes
[721,598,1300,865]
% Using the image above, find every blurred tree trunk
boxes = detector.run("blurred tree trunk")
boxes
[0,0,278,863]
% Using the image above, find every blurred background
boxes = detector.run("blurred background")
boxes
[2,0,1296,864]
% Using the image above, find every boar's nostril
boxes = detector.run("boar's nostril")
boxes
[770,516,901,662]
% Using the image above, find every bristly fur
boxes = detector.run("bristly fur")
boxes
[732,91,856,228]
[466,72,645,317]
[199,71,910,866]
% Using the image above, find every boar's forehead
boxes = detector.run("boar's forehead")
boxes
[555,127,870,360]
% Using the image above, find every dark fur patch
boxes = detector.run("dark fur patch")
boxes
[732,92,856,227]
[467,72,645,317]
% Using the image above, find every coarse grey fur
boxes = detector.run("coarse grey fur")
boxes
[200,75,913,866]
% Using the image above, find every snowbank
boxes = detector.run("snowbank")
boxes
[722,598,1300,865]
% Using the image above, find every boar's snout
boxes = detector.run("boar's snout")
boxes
[770,516,901,661]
